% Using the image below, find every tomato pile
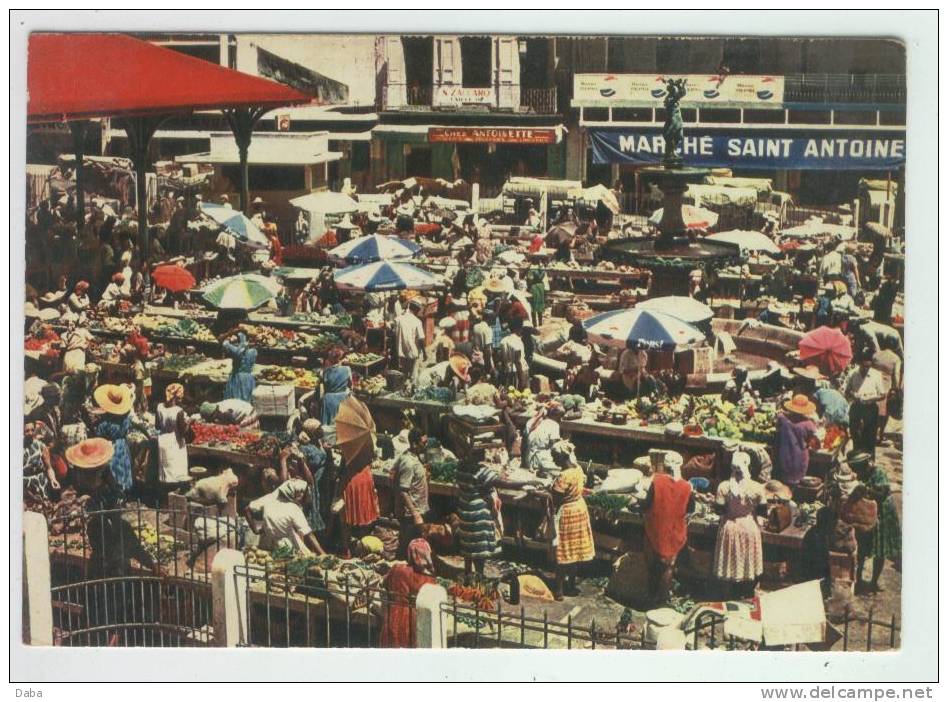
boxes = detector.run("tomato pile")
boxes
[191,422,260,448]
[447,581,497,612]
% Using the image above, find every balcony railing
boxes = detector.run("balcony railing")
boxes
[783,73,905,105]
[520,86,558,114]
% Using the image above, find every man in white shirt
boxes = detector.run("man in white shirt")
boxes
[394,301,425,382]
[498,324,529,390]
[616,348,649,395]
[245,479,325,554]
[844,356,887,458]
[471,312,495,372]
[818,243,844,283]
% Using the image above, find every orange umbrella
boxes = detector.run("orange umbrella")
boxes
[335,396,376,466]
[152,264,196,292]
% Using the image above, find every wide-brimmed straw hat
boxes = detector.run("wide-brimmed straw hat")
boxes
[764,480,792,502]
[783,393,816,417]
[65,438,114,469]
[792,365,825,381]
[94,384,133,415]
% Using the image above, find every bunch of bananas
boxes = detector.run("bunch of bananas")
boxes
[506,387,534,402]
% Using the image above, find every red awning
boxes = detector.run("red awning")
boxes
[28,33,310,123]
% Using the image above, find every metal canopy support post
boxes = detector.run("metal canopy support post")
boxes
[68,120,89,232]
[224,106,270,215]
[120,114,168,261]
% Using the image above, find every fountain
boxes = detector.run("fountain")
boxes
[603,78,742,296]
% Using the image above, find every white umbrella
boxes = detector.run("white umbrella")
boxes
[333,261,443,292]
[582,307,706,350]
[648,204,718,230]
[705,230,782,255]
[636,296,713,324]
[199,203,269,249]
[289,191,359,214]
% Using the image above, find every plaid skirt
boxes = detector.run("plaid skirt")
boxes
[555,500,595,565]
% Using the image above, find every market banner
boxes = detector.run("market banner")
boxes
[428,127,559,145]
[588,127,906,170]
[573,73,785,107]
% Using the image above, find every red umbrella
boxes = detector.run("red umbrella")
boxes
[798,326,853,374]
[152,264,196,293]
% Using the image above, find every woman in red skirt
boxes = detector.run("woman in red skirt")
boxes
[379,538,436,647]
[335,445,380,556]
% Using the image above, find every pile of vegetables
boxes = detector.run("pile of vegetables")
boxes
[345,352,383,366]
[428,459,458,484]
[239,324,340,353]
[134,314,215,342]
[191,422,261,448]
[690,395,777,442]
[585,493,632,513]
[256,365,320,389]
[559,394,587,412]
[245,434,284,458]
[446,576,500,612]
[413,386,455,404]
[133,524,187,565]
[355,376,386,395]
[159,354,207,373]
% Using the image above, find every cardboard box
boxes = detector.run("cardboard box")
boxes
[252,384,295,417]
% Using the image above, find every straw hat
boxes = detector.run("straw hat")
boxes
[834,464,860,498]
[94,384,133,415]
[485,278,507,294]
[783,393,816,417]
[65,438,114,470]
[448,353,471,381]
[792,365,825,381]
[763,480,792,502]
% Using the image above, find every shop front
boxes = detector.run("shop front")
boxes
[372,124,567,191]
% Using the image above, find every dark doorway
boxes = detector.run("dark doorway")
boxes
[460,37,492,88]
[405,145,432,177]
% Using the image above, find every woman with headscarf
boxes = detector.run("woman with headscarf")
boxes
[61,316,94,375]
[222,331,257,402]
[244,479,326,555]
[713,451,765,598]
[526,264,547,327]
[320,346,353,428]
[67,280,92,315]
[456,453,503,576]
[156,383,190,492]
[848,450,901,592]
[642,451,695,605]
[548,446,595,600]
[93,384,135,494]
[99,272,127,311]
[523,401,565,475]
[774,393,819,489]
[379,538,437,648]
[279,419,329,533]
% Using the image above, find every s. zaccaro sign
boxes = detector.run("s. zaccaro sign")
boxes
[588,128,906,170]
[573,73,785,106]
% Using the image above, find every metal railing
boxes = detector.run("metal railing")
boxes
[520,86,558,114]
[784,73,905,105]
[232,562,408,648]
[44,504,239,647]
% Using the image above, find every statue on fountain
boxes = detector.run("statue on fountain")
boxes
[662,78,687,168]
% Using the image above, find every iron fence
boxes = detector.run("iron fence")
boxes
[44,504,239,647]
[784,74,906,106]
[520,86,558,114]
[231,562,409,648]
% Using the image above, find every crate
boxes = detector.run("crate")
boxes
[252,384,295,417]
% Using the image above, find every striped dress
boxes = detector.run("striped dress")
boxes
[551,468,595,565]
[456,460,501,560]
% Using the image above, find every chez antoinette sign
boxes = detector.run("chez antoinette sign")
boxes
[573,73,785,106]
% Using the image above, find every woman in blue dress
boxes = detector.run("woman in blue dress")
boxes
[223,331,257,402]
[93,384,135,493]
[320,346,352,427]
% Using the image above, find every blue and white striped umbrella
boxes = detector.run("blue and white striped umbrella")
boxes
[328,234,421,263]
[333,261,442,292]
[582,307,705,350]
[200,202,269,249]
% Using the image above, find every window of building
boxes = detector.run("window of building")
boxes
[402,37,434,90]
[460,37,492,88]
[879,110,906,126]
[584,107,609,122]
[698,108,741,123]
[351,142,370,171]
[832,110,878,126]
[520,38,550,88]
[612,108,652,122]
[788,109,832,125]
[221,164,306,191]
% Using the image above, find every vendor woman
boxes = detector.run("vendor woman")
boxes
[523,401,565,475]
[245,479,326,555]
[222,331,257,402]
[712,452,765,598]
[548,443,595,600]
[774,394,819,488]
[320,347,353,428]
[642,451,695,606]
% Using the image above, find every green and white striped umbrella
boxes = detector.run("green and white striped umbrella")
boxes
[201,275,277,311]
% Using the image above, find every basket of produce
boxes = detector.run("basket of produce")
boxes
[256,365,320,390]
[683,423,703,437]
[355,376,387,396]
[190,422,262,449]
[344,352,385,376]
